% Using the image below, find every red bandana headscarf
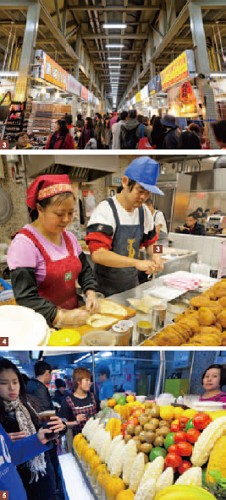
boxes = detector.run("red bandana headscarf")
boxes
[26,174,73,210]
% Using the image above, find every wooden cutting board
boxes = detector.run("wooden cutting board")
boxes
[74,304,136,337]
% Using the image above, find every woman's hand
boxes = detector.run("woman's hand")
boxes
[76,414,87,423]
[8,431,29,441]
[85,290,100,313]
[48,415,66,433]
[53,308,89,327]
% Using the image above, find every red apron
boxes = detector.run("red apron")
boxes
[19,228,82,309]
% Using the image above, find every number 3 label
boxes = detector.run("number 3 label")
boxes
[153,244,163,254]
[0,141,9,149]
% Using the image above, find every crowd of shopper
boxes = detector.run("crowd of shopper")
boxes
[9,111,226,150]
[0,357,110,499]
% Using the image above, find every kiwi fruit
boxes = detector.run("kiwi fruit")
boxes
[140,443,153,454]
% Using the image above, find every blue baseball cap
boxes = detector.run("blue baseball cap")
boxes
[124,157,164,195]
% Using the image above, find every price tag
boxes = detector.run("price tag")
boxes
[153,244,163,254]
[0,492,9,500]
[0,141,9,150]
[0,338,9,346]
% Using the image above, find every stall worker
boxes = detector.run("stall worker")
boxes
[176,212,206,236]
[86,157,164,296]
[200,364,226,403]
[98,367,114,401]
[59,368,99,436]
[7,174,99,327]
[145,198,168,246]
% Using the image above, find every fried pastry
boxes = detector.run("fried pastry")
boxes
[198,307,216,326]
[217,310,226,329]
[218,297,226,307]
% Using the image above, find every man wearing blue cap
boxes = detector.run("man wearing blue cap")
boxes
[86,157,164,296]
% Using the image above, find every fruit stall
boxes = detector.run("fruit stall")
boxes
[72,395,226,499]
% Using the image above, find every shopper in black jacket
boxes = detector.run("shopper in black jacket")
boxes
[26,361,66,499]
[0,359,66,500]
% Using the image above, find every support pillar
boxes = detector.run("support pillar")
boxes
[15,1,40,101]
[189,1,219,148]
[72,29,82,122]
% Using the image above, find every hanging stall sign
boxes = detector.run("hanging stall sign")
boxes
[81,85,89,101]
[160,50,196,91]
[42,53,67,90]
[66,74,81,96]
[148,75,162,96]
[135,91,141,103]
[140,84,149,101]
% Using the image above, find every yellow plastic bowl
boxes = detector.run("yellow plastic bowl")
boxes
[48,329,81,346]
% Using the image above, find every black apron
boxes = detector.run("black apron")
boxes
[95,197,144,296]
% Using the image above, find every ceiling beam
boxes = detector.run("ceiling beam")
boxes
[88,49,141,54]
[39,1,79,61]
[151,2,189,61]
[82,33,148,40]
[68,6,160,12]
[0,0,32,8]
[93,61,137,65]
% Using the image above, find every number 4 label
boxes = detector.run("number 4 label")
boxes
[153,244,163,254]
[0,338,9,346]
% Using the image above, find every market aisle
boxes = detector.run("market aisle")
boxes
[59,453,94,500]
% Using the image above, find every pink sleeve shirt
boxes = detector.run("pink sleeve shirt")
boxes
[7,225,82,286]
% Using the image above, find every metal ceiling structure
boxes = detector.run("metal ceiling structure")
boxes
[0,0,225,107]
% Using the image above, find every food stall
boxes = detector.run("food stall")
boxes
[2,269,226,348]
[160,50,199,123]
[72,397,225,500]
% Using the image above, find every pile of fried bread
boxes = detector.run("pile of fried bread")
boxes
[86,299,130,329]
[143,278,226,346]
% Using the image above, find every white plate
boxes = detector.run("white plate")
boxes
[0,305,49,347]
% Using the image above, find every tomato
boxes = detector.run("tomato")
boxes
[176,441,193,457]
[186,428,200,443]
[168,444,178,454]
[164,433,175,450]
[185,418,195,431]
[174,431,187,443]
[127,417,138,426]
[178,460,192,475]
[171,422,181,432]
[193,413,212,430]
[121,423,127,436]
[165,452,182,468]
[179,416,190,429]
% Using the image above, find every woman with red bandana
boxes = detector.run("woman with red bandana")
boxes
[7,174,98,328]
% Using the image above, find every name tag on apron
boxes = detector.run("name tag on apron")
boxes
[65,271,72,282]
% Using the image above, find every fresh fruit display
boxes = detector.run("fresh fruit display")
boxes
[72,397,226,499]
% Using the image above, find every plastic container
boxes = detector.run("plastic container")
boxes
[80,330,117,346]
[0,305,49,346]
[112,320,133,346]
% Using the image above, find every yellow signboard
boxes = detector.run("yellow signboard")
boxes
[160,51,194,91]
[135,91,141,103]
[43,54,67,90]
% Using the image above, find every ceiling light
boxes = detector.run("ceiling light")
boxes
[109,66,121,69]
[103,23,127,29]
[106,44,124,48]
[107,57,122,60]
